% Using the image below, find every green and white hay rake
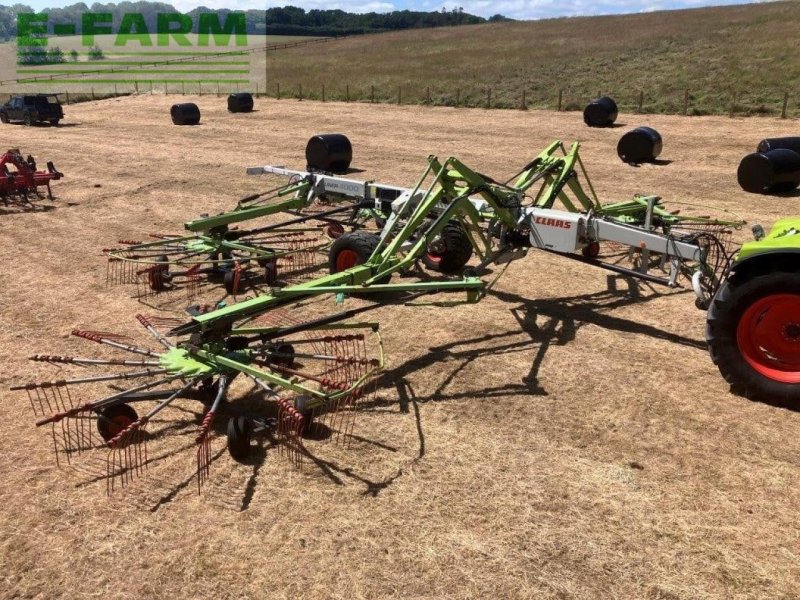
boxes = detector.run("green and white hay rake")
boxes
[14,139,799,495]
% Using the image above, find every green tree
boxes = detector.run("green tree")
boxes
[69,48,79,61]
[87,45,105,60]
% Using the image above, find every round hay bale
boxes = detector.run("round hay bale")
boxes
[737,149,800,194]
[305,134,353,173]
[227,92,254,113]
[617,126,663,164]
[756,136,800,155]
[583,96,618,127]
[170,103,200,126]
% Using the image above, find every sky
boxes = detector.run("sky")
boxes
[16,0,763,21]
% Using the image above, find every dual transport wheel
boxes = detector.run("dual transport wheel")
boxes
[707,269,800,407]
[328,222,473,277]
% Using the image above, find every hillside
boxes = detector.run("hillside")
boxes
[266,1,800,116]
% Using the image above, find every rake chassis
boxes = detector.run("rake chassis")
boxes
[17,139,796,496]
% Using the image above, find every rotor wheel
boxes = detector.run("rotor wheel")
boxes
[706,269,800,407]
[97,403,139,441]
[223,269,242,295]
[148,255,170,292]
[328,231,391,285]
[263,261,278,286]
[421,221,473,274]
[271,343,295,367]
[582,241,601,259]
[293,395,315,436]
[227,416,252,462]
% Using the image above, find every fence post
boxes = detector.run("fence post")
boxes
[182,81,185,96]
[557,89,563,111]
[199,82,202,96]
[638,90,644,112]
[277,82,281,99]
[781,92,789,119]
[91,87,95,100]
[134,81,138,94]
[486,88,491,109]
[729,92,737,118]
[65,90,69,105]
[322,84,325,102]
[397,86,401,105]
[217,82,220,97]
[683,89,689,115]
[456,89,460,107]
[150,80,153,94]
[299,83,303,101]
[255,82,259,97]
[346,84,349,102]
[521,89,527,110]
[370,85,375,103]
[426,86,431,104]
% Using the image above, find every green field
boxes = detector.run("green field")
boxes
[262,1,800,116]
[0,34,319,91]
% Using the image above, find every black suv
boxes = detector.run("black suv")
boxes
[0,94,64,126]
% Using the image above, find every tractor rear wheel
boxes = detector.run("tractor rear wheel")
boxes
[227,416,252,462]
[0,112,8,124]
[97,404,138,441]
[421,221,473,274]
[706,269,800,407]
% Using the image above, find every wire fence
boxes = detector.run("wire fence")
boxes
[0,82,797,118]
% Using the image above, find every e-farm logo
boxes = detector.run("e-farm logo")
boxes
[15,11,250,87]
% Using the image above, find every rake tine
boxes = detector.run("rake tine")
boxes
[72,330,160,357]
[11,368,168,391]
[29,355,161,367]
[195,375,228,493]
[135,314,173,349]
[106,377,200,494]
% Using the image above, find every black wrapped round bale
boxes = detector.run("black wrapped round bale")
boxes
[737,149,800,194]
[617,126,663,164]
[170,103,200,125]
[305,134,352,173]
[583,96,618,127]
[756,136,800,155]
[228,92,254,113]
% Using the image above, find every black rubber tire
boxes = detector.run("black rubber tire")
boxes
[0,112,8,124]
[227,416,252,462]
[706,269,800,407]
[328,231,392,286]
[97,404,138,441]
[293,395,315,436]
[272,343,295,367]
[49,119,59,126]
[421,221,473,274]
[148,255,170,292]
[223,270,240,295]
[23,113,33,126]
[329,231,380,273]
[263,262,278,286]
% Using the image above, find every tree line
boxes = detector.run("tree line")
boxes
[0,2,509,41]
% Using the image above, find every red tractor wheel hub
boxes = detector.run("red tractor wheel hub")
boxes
[736,293,800,384]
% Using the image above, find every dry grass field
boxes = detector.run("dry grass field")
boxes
[0,95,799,599]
